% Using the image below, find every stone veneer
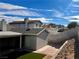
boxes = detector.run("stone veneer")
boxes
[54,38,75,59]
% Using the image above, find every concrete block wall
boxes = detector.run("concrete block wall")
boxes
[54,38,75,59]
[48,28,77,43]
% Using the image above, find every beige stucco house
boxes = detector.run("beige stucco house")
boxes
[8,18,42,30]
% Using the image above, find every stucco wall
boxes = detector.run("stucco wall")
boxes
[36,37,48,50]
[28,22,42,28]
[48,28,77,43]
[75,28,79,59]
[24,35,36,50]
[54,38,75,59]
[36,30,49,49]
[23,29,49,50]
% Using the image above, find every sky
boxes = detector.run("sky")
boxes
[0,0,79,26]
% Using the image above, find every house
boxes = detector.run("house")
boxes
[8,18,42,30]
[42,24,56,29]
[10,28,49,50]
[0,31,22,56]
[0,19,7,31]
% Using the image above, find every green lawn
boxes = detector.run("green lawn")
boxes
[17,53,45,59]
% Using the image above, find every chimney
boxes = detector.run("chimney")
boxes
[24,18,29,29]
[1,19,7,31]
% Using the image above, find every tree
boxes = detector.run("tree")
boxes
[67,22,78,29]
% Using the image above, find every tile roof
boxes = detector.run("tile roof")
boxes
[9,20,42,24]
[10,21,24,24]
[28,20,42,24]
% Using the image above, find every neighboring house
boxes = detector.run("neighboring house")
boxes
[42,24,56,29]
[42,24,65,29]
[0,31,22,56]
[0,19,7,31]
[8,18,42,30]
[10,28,49,50]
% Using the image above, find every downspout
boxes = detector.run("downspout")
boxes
[20,35,22,48]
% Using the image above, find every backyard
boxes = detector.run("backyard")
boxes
[17,53,45,59]
[1,49,45,59]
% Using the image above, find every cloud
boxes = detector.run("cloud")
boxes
[0,2,27,10]
[0,9,41,16]
[72,0,79,2]
[68,20,79,22]
[52,9,64,17]
[0,15,53,23]
[72,4,79,7]
[50,9,79,24]
[70,4,79,15]
[0,2,54,23]
[0,15,24,22]
[51,9,79,23]
[0,2,42,17]
[29,17,53,23]
[66,0,79,15]
[63,15,79,20]
[29,8,53,12]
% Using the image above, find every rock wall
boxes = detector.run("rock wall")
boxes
[54,38,75,59]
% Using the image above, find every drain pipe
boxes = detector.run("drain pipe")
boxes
[20,35,22,48]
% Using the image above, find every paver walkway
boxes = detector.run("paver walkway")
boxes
[33,45,59,56]
[33,31,62,59]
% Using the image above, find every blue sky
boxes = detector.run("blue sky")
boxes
[0,0,79,26]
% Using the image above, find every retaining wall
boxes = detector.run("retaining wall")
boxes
[53,38,75,59]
